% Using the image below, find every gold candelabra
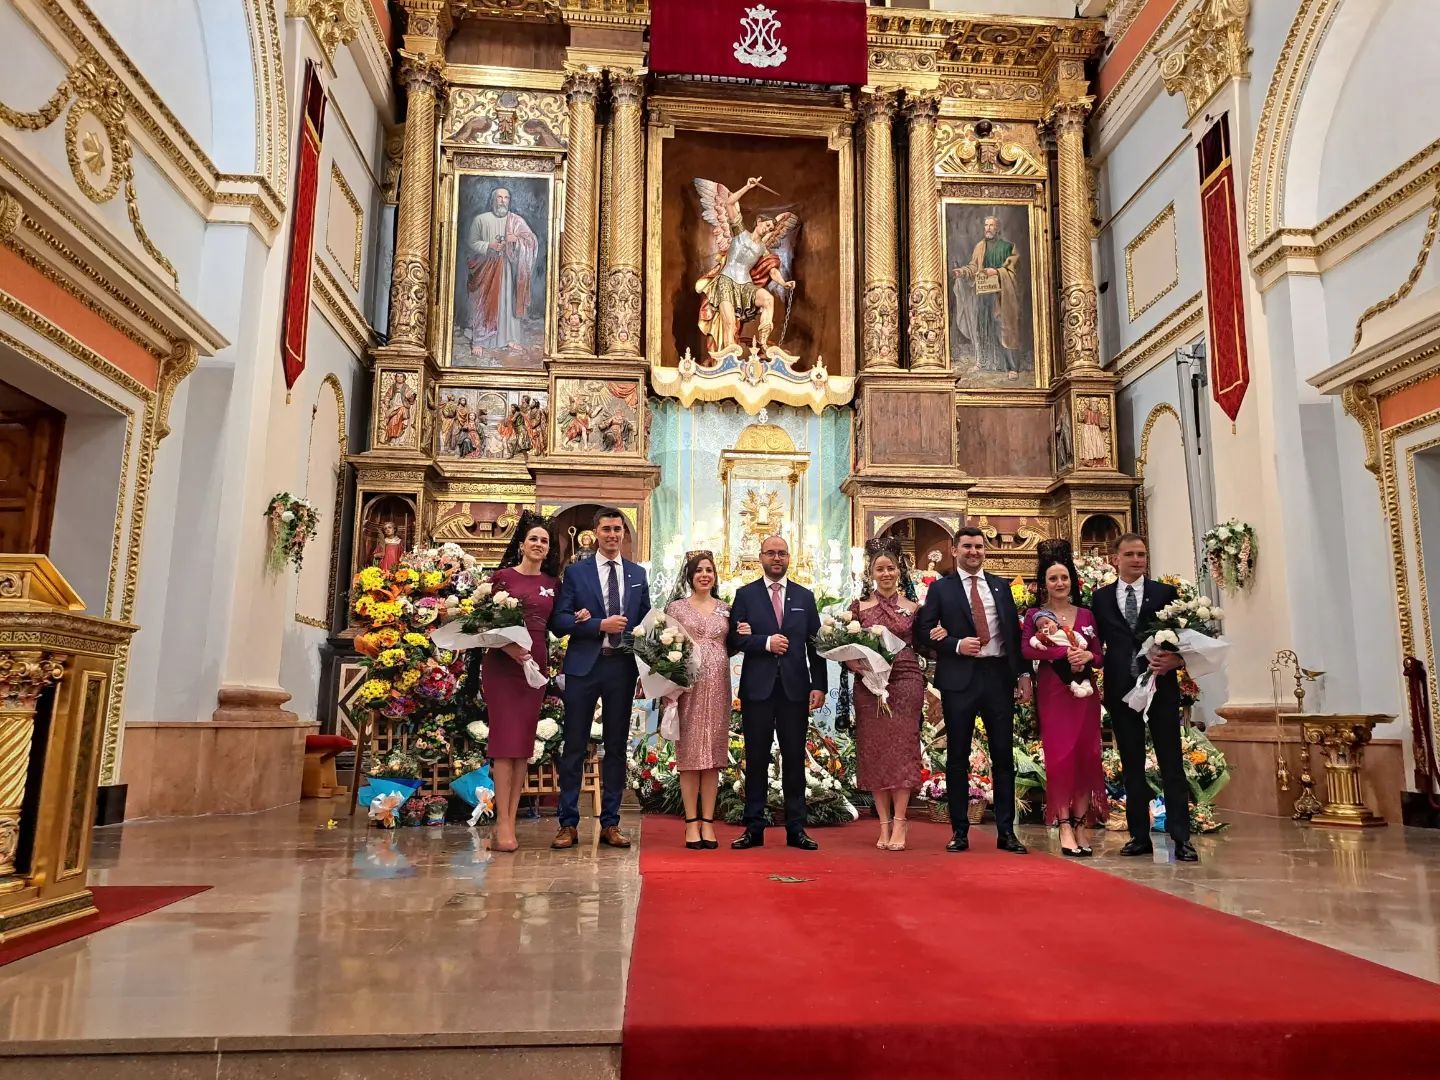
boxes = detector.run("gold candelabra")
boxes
[1270,650,1325,819]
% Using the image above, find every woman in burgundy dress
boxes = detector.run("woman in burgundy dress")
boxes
[481,512,560,851]
[1020,549,1107,857]
[849,537,925,851]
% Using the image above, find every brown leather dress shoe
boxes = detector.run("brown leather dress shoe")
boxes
[599,825,631,848]
[551,825,578,849]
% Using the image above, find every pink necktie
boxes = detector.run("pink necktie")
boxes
[770,581,784,626]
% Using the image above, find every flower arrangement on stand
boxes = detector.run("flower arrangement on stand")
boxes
[1203,519,1257,592]
[264,493,319,573]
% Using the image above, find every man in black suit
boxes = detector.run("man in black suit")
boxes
[726,535,827,850]
[915,527,1032,854]
[1091,532,1197,862]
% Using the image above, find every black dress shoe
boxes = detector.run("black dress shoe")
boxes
[787,831,819,850]
[946,832,969,852]
[731,830,764,850]
[996,833,1029,855]
[1174,840,1200,862]
[1119,838,1154,857]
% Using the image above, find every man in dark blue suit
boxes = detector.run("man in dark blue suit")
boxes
[915,526,1032,854]
[726,535,827,850]
[550,507,650,849]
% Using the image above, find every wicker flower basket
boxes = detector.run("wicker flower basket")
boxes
[967,799,986,824]
[928,799,950,824]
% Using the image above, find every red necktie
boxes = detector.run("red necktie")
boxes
[968,575,991,646]
[770,581,784,626]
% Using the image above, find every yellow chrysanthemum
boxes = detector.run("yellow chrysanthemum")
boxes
[354,595,374,616]
[396,669,421,691]
[370,601,403,625]
[357,567,386,592]
[458,598,476,614]
[421,570,443,590]
[358,679,391,703]
[375,628,400,648]
[393,567,416,583]
[377,648,407,669]
[403,633,429,648]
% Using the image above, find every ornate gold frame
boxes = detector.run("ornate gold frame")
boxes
[435,147,564,369]
[939,180,1055,395]
[644,94,857,376]
[327,163,364,290]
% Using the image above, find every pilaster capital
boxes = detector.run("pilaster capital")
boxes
[859,88,900,125]
[397,50,447,97]
[902,93,941,128]
[0,650,65,714]
[1160,0,1251,120]
[608,69,645,110]
[1044,96,1094,135]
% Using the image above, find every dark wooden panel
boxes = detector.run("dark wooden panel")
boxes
[954,405,1051,477]
[448,19,567,70]
[866,389,951,466]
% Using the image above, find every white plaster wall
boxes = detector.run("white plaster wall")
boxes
[1141,410,1195,575]
[0,3,66,103]
[1320,213,1440,367]
[294,379,343,624]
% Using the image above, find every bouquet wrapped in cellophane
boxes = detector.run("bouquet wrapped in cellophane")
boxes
[629,609,697,740]
[815,615,903,709]
[431,578,547,688]
[1123,595,1230,719]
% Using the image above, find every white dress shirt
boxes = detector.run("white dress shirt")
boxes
[958,570,1004,657]
[597,555,626,611]
[763,575,788,652]
[1117,577,1145,623]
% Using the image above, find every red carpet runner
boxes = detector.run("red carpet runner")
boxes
[623,816,1440,1079]
[0,885,210,967]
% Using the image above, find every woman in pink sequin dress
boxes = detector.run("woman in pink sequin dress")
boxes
[849,539,925,851]
[664,552,731,850]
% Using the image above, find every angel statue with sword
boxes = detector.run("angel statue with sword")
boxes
[692,175,800,360]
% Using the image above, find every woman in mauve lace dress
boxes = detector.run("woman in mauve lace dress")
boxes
[848,537,925,852]
[664,552,732,850]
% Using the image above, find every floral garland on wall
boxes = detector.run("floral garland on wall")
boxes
[1202,519,1257,592]
[264,493,319,572]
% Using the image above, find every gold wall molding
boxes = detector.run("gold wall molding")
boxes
[1092,0,1191,131]
[1246,0,1337,252]
[934,118,1044,179]
[1158,0,1251,121]
[1110,291,1205,383]
[287,0,363,61]
[1124,202,1179,323]
[1135,401,1181,474]
[312,256,378,356]
[1341,382,1381,476]
[0,52,177,284]
[1352,177,1440,350]
[443,85,568,147]
[154,340,196,442]
[326,163,364,289]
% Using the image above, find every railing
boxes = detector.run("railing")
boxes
[1403,656,1440,809]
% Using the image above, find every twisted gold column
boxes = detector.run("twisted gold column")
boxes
[1050,98,1101,371]
[0,651,65,879]
[556,69,602,357]
[599,71,644,358]
[386,51,446,351]
[905,95,946,371]
[860,90,900,371]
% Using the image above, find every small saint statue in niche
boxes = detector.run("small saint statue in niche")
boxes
[370,520,406,572]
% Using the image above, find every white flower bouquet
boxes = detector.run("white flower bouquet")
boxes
[815,614,904,709]
[1122,595,1230,719]
[1202,519,1257,591]
[629,609,697,740]
[431,578,547,687]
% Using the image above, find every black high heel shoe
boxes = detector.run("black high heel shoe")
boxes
[699,816,718,849]
[684,817,705,850]
[1059,817,1083,858]
[1074,815,1094,858]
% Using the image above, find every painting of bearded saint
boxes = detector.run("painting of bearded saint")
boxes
[692,176,800,362]
[451,175,550,369]
[946,203,1036,388]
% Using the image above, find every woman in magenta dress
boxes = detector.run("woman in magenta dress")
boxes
[848,537,925,851]
[481,511,559,852]
[1021,548,1107,857]
[664,551,730,850]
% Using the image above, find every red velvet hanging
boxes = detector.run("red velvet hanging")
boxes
[280,61,327,394]
[1198,119,1250,422]
[649,0,869,86]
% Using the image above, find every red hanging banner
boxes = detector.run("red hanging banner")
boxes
[1198,120,1250,422]
[280,61,327,394]
[649,0,869,86]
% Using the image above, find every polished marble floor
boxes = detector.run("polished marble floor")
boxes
[2,800,1439,1062]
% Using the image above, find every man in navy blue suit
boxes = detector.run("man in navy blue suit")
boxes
[550,507,650,849]
[726,535,827,850]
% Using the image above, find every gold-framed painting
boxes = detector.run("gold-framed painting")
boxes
[941,182,1054,391]
[645,96,855,376]
[438,149,561,370]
